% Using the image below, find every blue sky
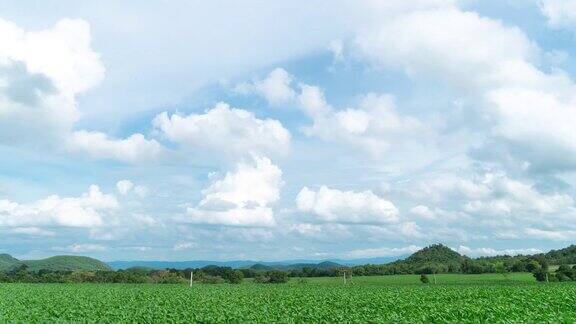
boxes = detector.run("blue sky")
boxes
[1,0,576,261]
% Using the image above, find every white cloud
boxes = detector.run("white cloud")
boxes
[345,245,421,259]
[134,185,150,198]
[301,92,431,157]
[153,102,290,159]
[0,185,118,228]
[53,243,107,253]
[235,68,296,105]
[455,245,543,257]
[186,156,283,227]
[355,5,576,172]
[404,166,576,241]
[116,180,149,198]
[410,205,436,219]
[328,39,344,63]
[296,186,399,224]
[540,0,576,29]
[462,172,574,216]
[297,84,332,119]
[0,18,104,144]
[524,228,576,241]
[356,8,537,94]
[0,17,168,165]
[116,180,134,195]
[173,242,196,251]
[67,131,165,164]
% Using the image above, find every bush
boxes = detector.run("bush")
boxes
[200,275,225,284]
[533,269,548,282]
[268,270,289,283]
[420,274,430,284]
[228,270,244,284]
[254,270,289,284]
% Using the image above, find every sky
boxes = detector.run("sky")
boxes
[1,0,576,261]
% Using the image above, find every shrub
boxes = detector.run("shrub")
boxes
[420,274,430,284]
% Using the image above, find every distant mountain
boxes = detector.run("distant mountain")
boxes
[0,254,111,272]
[108,255,407,270]
[23,256,111,272]
[0,253,19,271]
[387,244,467,272]
[108,260,262,270]
[406,244,465,264]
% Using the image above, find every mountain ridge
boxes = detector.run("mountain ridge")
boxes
[0,254,111,272]
[107,255,407,270]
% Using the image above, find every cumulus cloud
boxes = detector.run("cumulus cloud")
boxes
[153,102,290,159]
[235,68,296,105]
[0,17,170,164]
[186,156,283,227]
[67,131,165,164]
[0,185,118,228]
[539,0,576,29]
[355,4,576,172]
[301,92,431,157]
[243,68,434,159]
[404,166,576,242]
[0,18,104,144]
[116,180,134,195]
[296,186,398,224]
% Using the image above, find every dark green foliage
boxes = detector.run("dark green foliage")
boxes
[0,254,110,272]
[23,256,111,272]
[229,270,244,284]
[420,274,430,284]
[545,245,576,264]
[254,270,289,284]
[0,254,20,271]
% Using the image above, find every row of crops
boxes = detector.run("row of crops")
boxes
[1,276,576,322]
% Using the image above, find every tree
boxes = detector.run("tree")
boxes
[420,274,430,284]
[532,268,548,282]
[267,270,289,283]
[494,262,509,280]
[229,270,244,284]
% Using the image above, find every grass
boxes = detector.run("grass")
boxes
[1,273,575,323]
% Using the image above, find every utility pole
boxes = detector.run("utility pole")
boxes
[190,270,194,287]
[343,270,347,285]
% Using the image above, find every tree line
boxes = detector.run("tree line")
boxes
[0,264,290,284]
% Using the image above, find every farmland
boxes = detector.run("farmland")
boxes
[2,273,576,323]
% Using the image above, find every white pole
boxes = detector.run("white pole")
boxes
[343,271,347,285]
[190,270,193,287]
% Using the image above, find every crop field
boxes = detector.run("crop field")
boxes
[1,274,576,323]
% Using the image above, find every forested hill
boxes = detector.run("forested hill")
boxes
[382,244,468,273]
[352,244,576,276]
[0,254,19,271]
[0,254,111,272]
[545,245,576,264]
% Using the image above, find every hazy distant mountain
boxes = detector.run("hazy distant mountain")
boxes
[107,255,408,270]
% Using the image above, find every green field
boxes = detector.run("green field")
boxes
[2,273,576,323]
